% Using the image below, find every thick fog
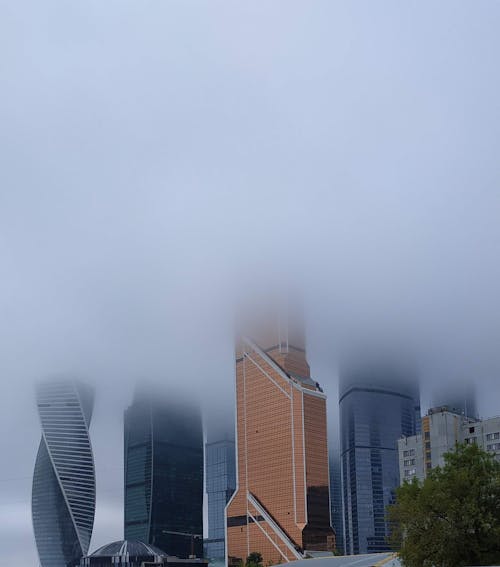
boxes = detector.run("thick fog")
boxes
[1,1,500,564]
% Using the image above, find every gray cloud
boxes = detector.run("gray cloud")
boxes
[1,1,500,563]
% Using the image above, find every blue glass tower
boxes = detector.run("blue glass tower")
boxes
[329,454,344,555]
[124,386,203,558]
[204,421,235,563]
[32,379,96,567]
[339,363,419,555]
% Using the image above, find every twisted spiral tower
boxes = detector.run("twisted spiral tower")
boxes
[32,379,96,567]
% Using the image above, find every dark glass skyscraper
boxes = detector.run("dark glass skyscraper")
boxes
[339,363,419,555]
[204,418,236,563]
[329,454,344,555]
[124,386,203,558]
[32,379,96,567]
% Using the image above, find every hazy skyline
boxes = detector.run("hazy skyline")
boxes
[1,1,500,564]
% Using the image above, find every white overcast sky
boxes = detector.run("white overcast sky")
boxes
[1,1,500,564]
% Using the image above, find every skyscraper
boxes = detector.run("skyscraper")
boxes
[124,385,204,558]
[339,362,419,555]
[226,328,335,566]
[204,417,236,563]
[32,379,96,567]
[329,454,344,555]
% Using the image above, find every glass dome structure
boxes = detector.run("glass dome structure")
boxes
[80,540,168,566]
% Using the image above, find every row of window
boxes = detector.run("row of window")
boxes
[465,432,500,444]
[487,443,500,451]
[403,458,416,466]
[403,449,415,457]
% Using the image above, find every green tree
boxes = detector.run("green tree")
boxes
[246,551,263,567]
[388,442,500,567]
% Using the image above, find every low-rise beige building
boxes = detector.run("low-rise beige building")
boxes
[398,407,500,483]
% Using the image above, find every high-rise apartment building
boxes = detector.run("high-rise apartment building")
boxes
[398,406,500,482]
[204,420,236,563]
[226,329,335,566]
[124,386,203,558]
[339,363,419,555]
[32,379,96,567]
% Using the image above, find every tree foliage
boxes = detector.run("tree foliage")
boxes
[246,551,263,567]
[388,443,500,567]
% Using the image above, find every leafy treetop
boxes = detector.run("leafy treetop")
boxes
[388,442,500,567]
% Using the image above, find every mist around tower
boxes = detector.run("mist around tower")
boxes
[1,2,500,566]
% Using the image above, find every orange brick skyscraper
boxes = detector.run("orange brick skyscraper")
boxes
[226,321,335,565]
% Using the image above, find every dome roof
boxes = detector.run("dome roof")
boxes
[90,540,168,558]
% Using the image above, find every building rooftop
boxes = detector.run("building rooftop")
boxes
[89,540,167,558]
[275,554,400,567]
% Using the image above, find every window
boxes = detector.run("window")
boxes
[404,468,416,477]
[425,441,431,450]
[424,432,430,440]
[469,427,475,434]
[486,432,500,441]
[404,458,416,466]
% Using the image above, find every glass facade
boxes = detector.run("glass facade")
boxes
[340,369,419,555]
[80,539,209,567]
[329,455,344,555]
[32,379,96,567]
[80,539,168,567]
[204,434,235,562]
[124,387,203,558]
